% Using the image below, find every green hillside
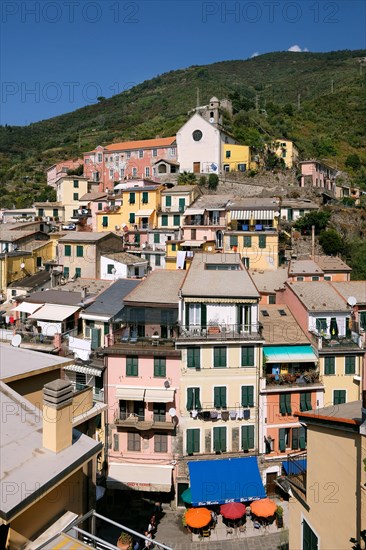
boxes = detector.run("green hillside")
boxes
[1,49,366,207]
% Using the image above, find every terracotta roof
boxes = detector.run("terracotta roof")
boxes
[79,192,107,201]
[259,305,311,345]
[315,255,351,272]
[105,137,176,152]
[286,281,349,312]
[249,266,288,293]
[297,400,362,426]
[289,259,324,276]
[124,270,186,305]
[331,281,366,305]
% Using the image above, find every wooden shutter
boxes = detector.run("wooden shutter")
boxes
[142,191,148,203]
[194,388,202,410]
[279,428,286,452]
[285,394,292,414]
[300,393,307,412]
[187,429,199,454]
[186,388,193,410]
[214,387,221,408]
[185,304,190,328]
[305,392,312,410]
[244,236,252,247]
[299,427,306,450]
[291,428,299,450]
[345,355,355,374]
[201,304,207,327]
[242,425,254,451]
[280,394,287,415]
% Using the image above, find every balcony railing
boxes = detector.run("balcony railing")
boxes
[310,331,363,350]
[114,411,174,431]
[264,369,321,388]
[284,451,307,497]
[177,323,261,340]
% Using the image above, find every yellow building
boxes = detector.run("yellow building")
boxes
[158,185,201,229]
[222,144,258,172]
[96,181,163,232]
[318,351,362,406]
[287,397,366,550]
[274,139,299,168]
[165,240,216,270]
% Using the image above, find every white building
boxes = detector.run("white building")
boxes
[100,252,148,280]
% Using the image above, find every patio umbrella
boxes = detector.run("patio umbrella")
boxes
[185,507,211,529]
[181,488,192,504]
[220,503,246,520]
[250,498,277,518]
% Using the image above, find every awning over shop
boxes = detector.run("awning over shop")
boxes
[135,209,154,217]
[115,386,145,400]
[230,210,275,220]
[107,463,173,491]
[29,304,80,322]
[64,364,103,377]
[282,459,307,475]
[188,457,266,506]
[12,302,44,314]
[263,345,317,363]
[145,387,175,403]
[184,208,205,216]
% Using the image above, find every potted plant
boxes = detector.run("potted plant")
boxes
[276,505,284,528]
[117,532,133,550]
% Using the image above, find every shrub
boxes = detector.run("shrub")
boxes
[208,173,219,191]
[319,229,344,255]
[199,175,207,186]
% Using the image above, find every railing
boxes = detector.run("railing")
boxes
[153,413,166,422]
[178,323,260,340]
[119,412,145,421]
[265,370,321,387]
[115,411,174,431]
[13,329,54,345]
[285,451,307,496]
[183,219,226,226]
[310,331,362,350]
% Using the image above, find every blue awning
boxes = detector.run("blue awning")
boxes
[188,457,266,506]
[282,459,307,475]
[263,345,317,363]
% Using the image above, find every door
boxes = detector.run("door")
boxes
[266,472,278,496]
[193,162,200,173]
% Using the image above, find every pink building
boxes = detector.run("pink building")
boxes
[47,159,83,187]
[181,194,230,250]
[83,137,177,192]
[104,270,186,497]
[299,160,337,194]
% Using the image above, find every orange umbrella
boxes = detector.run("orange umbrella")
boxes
[250,498,277,518]
[185,507,212,528]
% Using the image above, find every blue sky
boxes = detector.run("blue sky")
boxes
[1,0,365,126]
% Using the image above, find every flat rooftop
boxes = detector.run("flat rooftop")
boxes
[249,266,288,293]
[124,270,186,306]
[58,232,115,242]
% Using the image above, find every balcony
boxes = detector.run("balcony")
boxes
[114,411,175,431]
[263,369,322,390]
[177,323,261,341]
[283,451,307,499]
[310,331,363,351]
[184,218,225,226]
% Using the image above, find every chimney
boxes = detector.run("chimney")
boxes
[42,379,73,453]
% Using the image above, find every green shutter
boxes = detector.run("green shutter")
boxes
[126,357,138,376]
[241,346,254,366]
[187,429,199,454]
[179,198,185,212]
[185,305,190,328]
[299,427,306,450]
[334,390,346,405]
[129,192,135,204]
[280,394,287,415]
[214,347,226,368]
[213,427,226,452]
[173,214,180,226]
[194,388,201,409]
[135,233,140,244]
[241,386,254,407]
[154,233,160,243]
[214,387,221,408]
[76,245,83,257]
[90,328,101,350]
[165,196,171,207]
[286,393,292,414]
[305,392,312,411]
[291,428,299,450]
[230,235,238,247]
[242,425,254,451]
[186,388,194,410]
[259,235,266,248]
[201,304,207,328]
[162,215,168,226]
[324,356,335,375]
[63,267,69,278]
[187,347,200,369]
[244,236,252,247]
[154,357,166,377]
[300,393,307,412]
[102,216,108,227]
[345,355,355,374]
[142,191,148,204]
[279,428,286,452]
[64,245,71,257]
[129,213,135,223]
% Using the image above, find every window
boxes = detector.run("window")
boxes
[120,168,125,178]
[165,196,172,207]
[333,389,346,405]
[297,276,304,282]
[187,347,200,369]
[316,318,327,333]
[238,163,246,172]
[53,208,58,217]
[345,355,356,374]
[172,244,176,251]
[98,202,103,211]
[155,254,161,266]
[213,426,226,453]
[38,208,44,217]
[73,180,79,188]
[97,153,102,162]
[186,429,200,455]
[64,244,71,257]
[279,428,290,452]
[269,295,276,304]
[242,257,250,268]
[241,425,255,451]
[36,256,42,267]
[63,266,69,278]
[145,167,150,178]
[214,346,227,368]
[161,215,168,227]
[360,311,366,330]
[126,151,131,159]
[303,520,318,550]
[109,169,113,179]
[129,213,135,223]
[279,394,292,415]
[230,235,238,248]
[142,191,148,204]
[154,357,166,378]
[186,388,201,410]
[214,386,227,408]
[107,264,114,275]
[173,215,180,226]
[179,198,185,212]
[127,432,141,452]
[259,235,266,248]
[226,150,231,158]
[324,275,331,281]
[73,193,79,201]
[102,216,108,227]
[169,147,176,156]
[76,245,83,257]
[312,276,319,281]
[139,150,144,159]
[126,356,138,376]
[241,385,254,407]
[113,433,119,451]
[152,148,158,157]
[223,164,230,172]
[244,236,252,247]
[300,392,312,412]
[154,433,168,453]
[154,233,160,244]
[241,346,254,367]
[129,192,135,204]
[324,356,335,375]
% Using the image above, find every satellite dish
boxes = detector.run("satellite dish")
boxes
[207,246,213,252]
[347,296,357,307]
[11,334,22,347]
[20,263,25,269]
[164,380,170,389]
[209,117,214,124]
[169,408,177,417]
[274,212,280,217]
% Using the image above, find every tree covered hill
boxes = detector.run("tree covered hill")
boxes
[1,49,366,207]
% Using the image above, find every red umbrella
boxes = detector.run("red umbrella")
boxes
[220,502,246,520]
